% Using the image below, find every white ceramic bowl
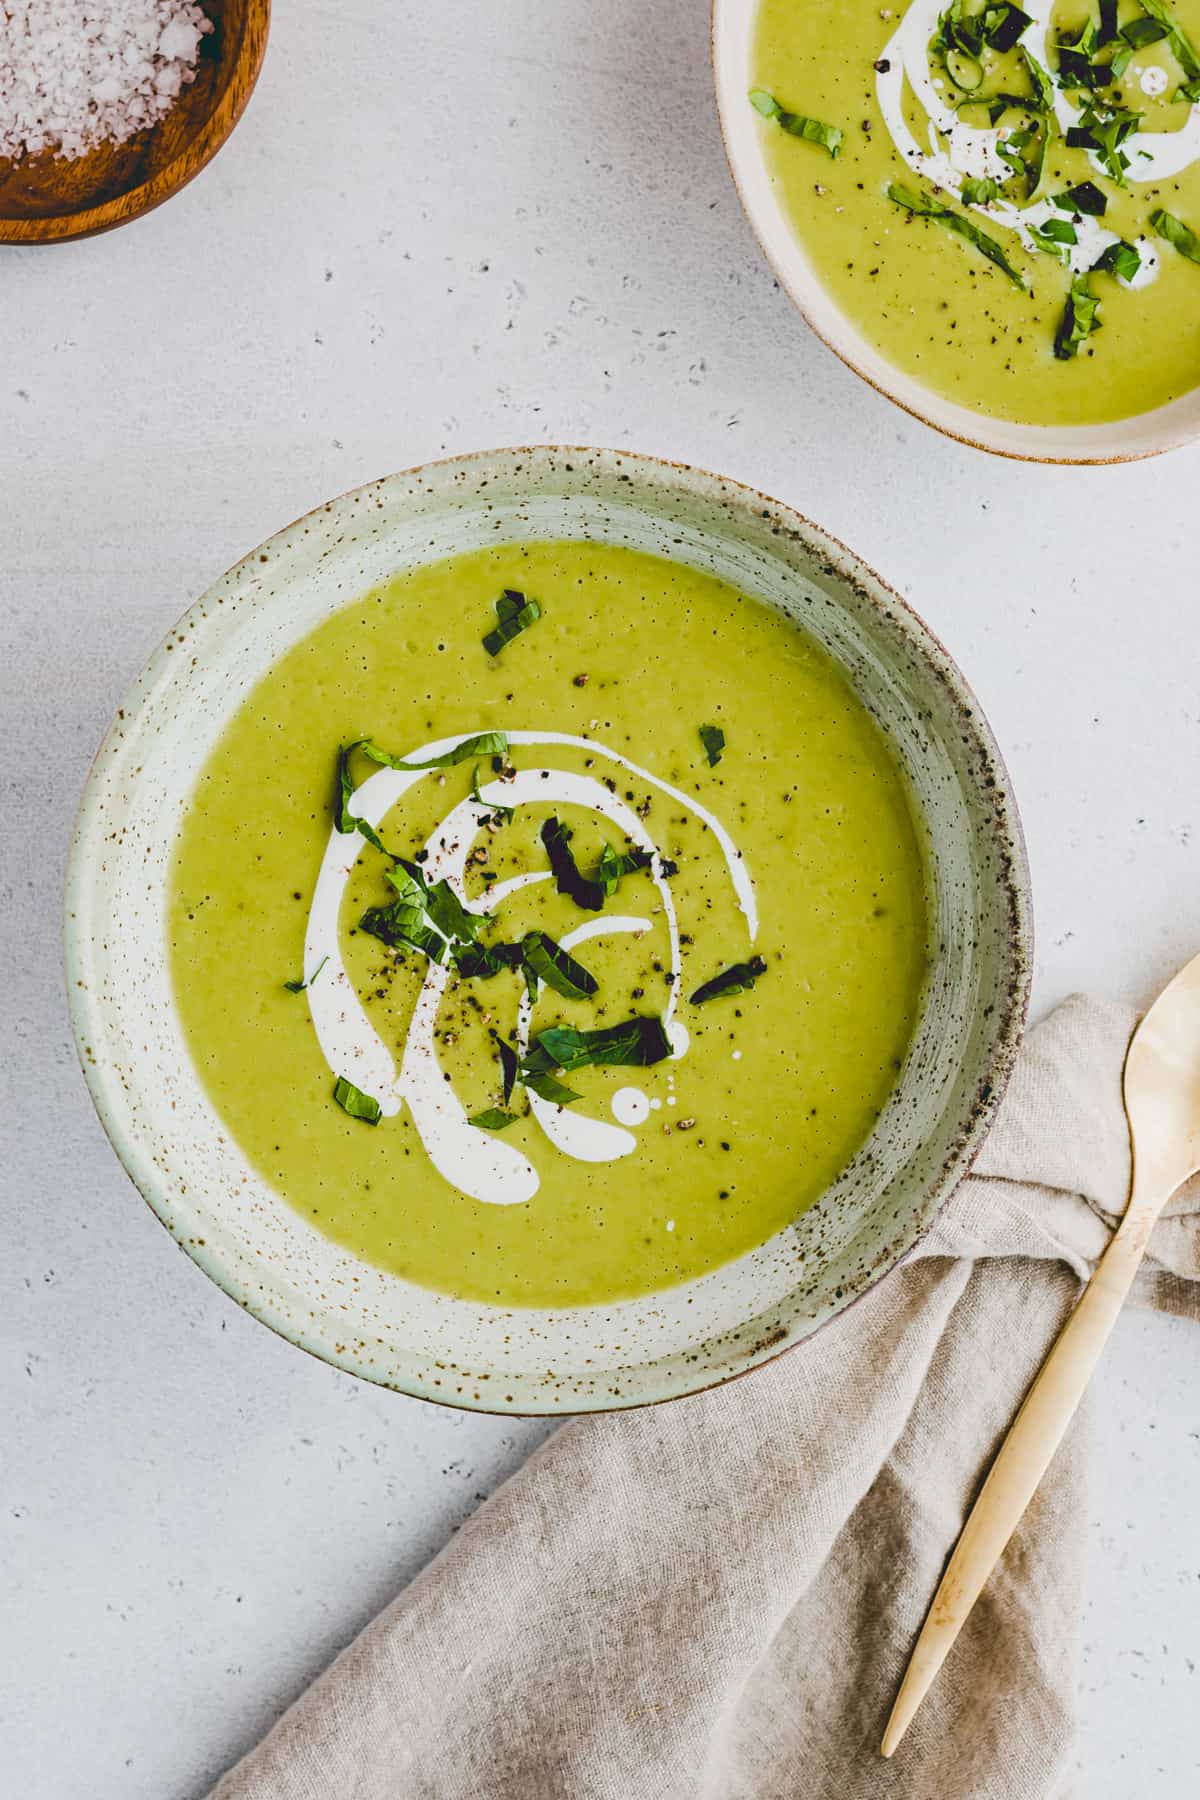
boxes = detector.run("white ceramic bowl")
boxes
[713,0,1200,463]
[66,447,1031,1413]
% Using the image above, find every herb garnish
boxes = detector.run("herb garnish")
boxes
[335,741,387,851]
[1152,208,1200,263]
[523,1016,672,1075]
[1054,273,1103,358]
[1028,217,1078,261]
[962,175,1002,205]
[1066,104,1140,185]
[494,1035,519,1105]
[749,89,842,158]
[523,1072,585,1105]
[595,842,652,898]
[333,1077,382,1124]
[468,1109,519,1132]
[541,817,605,911]
[1054,180,1107,216]
[361,731,509,772]
[284,954,329,994]
[360,862,482,963]
[482,589,541,657]
[888,183,1028,287]
[699,724,725,766]
[1139,0,1200,97]
[521,931,600,1001]
[690,956,769,1005]
[471,761,513,823]
[1091,238,1142,280]
[452,940,525,979]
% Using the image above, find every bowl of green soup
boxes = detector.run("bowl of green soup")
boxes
[66,447,1030,1411]
[715,0,1200,460]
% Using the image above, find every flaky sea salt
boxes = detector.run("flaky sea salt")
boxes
[0,1,213,160]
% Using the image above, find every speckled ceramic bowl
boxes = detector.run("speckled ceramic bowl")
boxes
[713,0,1200,463]
[66,447,1031,1413]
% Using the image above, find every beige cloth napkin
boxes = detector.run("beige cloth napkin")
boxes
[212,996,1200,1800]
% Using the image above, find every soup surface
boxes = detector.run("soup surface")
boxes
[170,541,930,1307]
[751,0,1200,425]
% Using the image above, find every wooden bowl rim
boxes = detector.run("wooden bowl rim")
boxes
[0,0,270,245]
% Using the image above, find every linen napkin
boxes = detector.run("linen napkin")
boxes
[211,996,1200,1800]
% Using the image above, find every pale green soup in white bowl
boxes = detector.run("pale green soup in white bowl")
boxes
[66,447,1030,1413]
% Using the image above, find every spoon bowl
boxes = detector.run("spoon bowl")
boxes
[1123,950,1200,1200]
[0,0,269,244]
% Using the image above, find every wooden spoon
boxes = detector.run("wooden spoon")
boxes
[882,951,1200,1757]
[0,0,269,245]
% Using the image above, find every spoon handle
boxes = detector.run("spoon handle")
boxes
[880,1196,1159,1758]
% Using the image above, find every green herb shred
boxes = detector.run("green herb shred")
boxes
[749,89,842,157]
[1152,208,1200,263]
[1054,273,1103,358]
[468,1108,519,1132]
[333,1077,382,1124]
[699,724,726,766]
[689,955,769,1005]
[541,817,606,911]
[482,589,542,656]
[283,954,329,994]
[888,183,1028,286]
[523,1015,672,1074]
[521,931,600,1000]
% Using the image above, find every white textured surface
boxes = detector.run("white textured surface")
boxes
[1,2,1198,1795]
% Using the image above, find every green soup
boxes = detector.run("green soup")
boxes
[752,0,1200,426]
[169,541,930,1308]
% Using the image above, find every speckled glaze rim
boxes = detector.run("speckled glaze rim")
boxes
[0,2,270,245]
[712,0,1200,465]
[66,445,1033,1414]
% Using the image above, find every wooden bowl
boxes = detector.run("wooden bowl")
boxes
[0,0,269,244]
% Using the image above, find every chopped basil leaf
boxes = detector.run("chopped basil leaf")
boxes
[468,1108,519,1132]
[983,3,1033,51]
[284,954,329,994]
[888,183,1028,287]
[521,931,599,1001]
[421,881,477,946]
[594,842,652,898]
[452,940,525,979]
[334,740,386,851]
[523,1072,584,1105]
[1138,0,1200,89]
[523,1015,672,1075]
[1091,237,1142,280]
[1182,74,1200,100]
[1121,16,1168,49]
[1098,0,1119,42]
[333,1077,381,1124]
[1022,47,1056,109]
[482,589,542,656]
[493,1035,519,1105]
[689,955,769,1005]
[1152,207,1200,263]
[360,731,509,773]
[699,723,725,766]
[749,89,842,158]
[471,761,513,822]
[1054,273,1103,359]
[962,175,1001,205]
[1040,216,1079,245]
[541,817,605,911]
[1053,180,1107,215]
[1067,105,1140,184]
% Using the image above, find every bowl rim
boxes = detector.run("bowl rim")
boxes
[710,0,1200,466]
[0,0,270,245]
[64,443,1034,1414]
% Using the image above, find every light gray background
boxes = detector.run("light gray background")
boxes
[3,3,1198,1795]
